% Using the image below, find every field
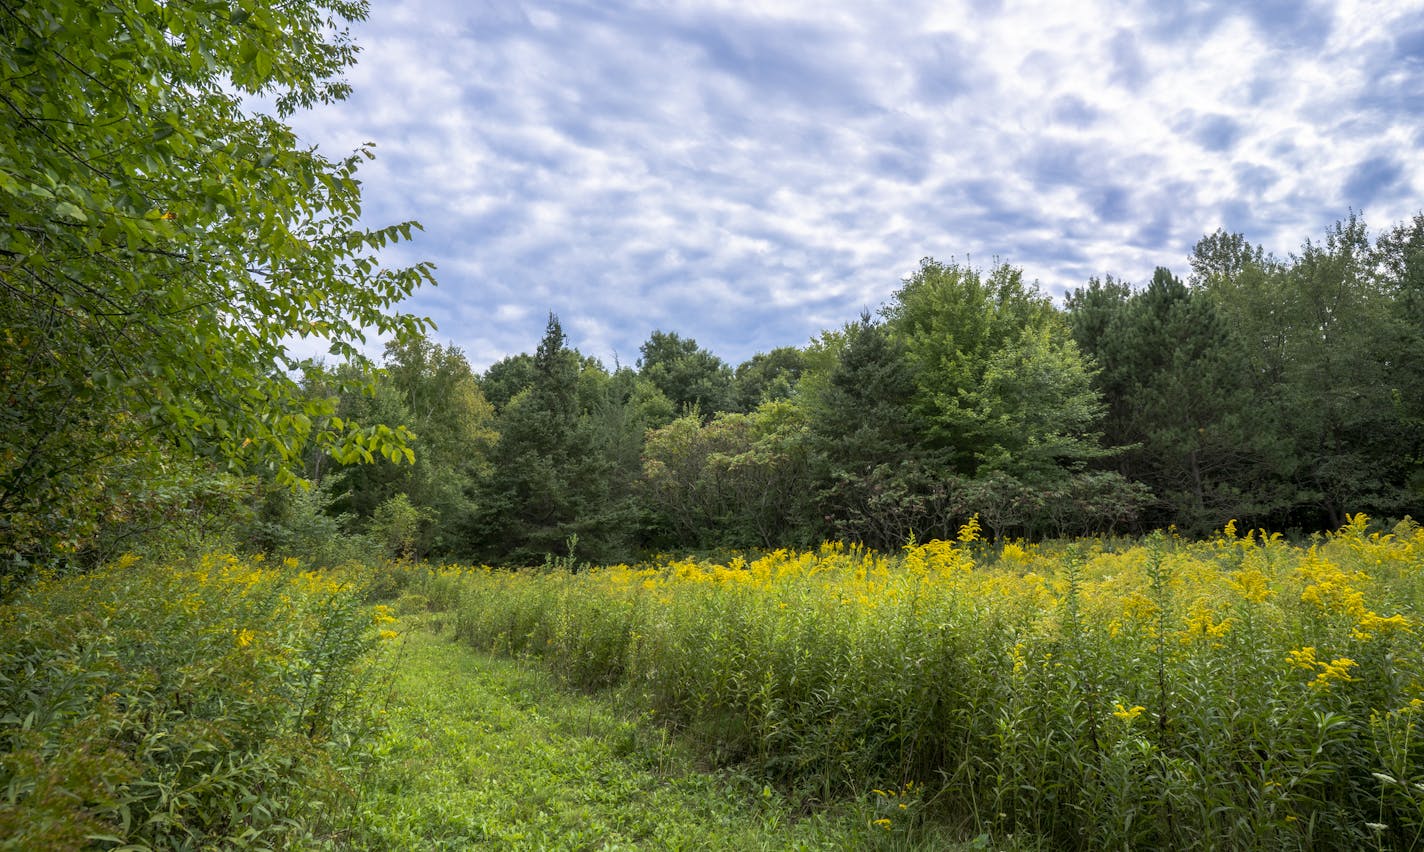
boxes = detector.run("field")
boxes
[437,515,1424,849]
[3,516,1422,849]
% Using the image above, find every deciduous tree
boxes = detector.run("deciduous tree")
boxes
[0,0,431,564]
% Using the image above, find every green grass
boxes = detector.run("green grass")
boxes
[341,617,975,850]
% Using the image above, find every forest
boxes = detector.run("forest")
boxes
[294,218,1424,567]
[15,214,1421,574]
[5,1,1424,849]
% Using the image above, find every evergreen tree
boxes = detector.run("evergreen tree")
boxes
[1069,268,1277,533]
[805,314,953,547]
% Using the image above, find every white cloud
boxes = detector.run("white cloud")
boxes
[282,0,1424,369]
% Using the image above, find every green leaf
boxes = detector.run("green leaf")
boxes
[54,200,87,221]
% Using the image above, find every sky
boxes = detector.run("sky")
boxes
[286,0,1424,371]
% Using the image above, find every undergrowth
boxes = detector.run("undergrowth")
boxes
[0,554,396,850]
[434,515,1424,849]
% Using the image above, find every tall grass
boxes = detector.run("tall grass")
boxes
[446,515,1424,848]
[0,554,396,850]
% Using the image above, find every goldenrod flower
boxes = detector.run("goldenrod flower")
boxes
[1310,657,1357,690]
[1112,702,1146,723]
[1182,603,1232,642]
[1286,647,1318,670]
[1352,611,1412,641]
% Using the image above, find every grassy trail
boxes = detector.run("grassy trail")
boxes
[343,619,953,850]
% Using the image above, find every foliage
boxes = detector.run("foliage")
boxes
[1067,268,1278,533]
[1373,213,1424,501]
[643,402,815,549]
[638,330,736,419]
[803,314,945,547]
[0,0,431,566]
[0,554,396,849]
[732,346,808,411]
[326,335,497,557]
[883,258,1106,479]
[240,476,379,569]
[479,353,538,413]
[473,315,643,563]
[448,518,1424,849]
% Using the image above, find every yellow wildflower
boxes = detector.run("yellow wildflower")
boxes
[1287,647,1318,670]
[235,628,255,648]
[1352,611,1413,641]
[1112,702,1146,723]
[1182,602,1232,642]
[873,818,892,830]
[1227,566,1272,603]
[1310,657,1357,690]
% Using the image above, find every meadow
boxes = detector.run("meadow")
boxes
[436,515,1424,849]
[4,516,1422,849]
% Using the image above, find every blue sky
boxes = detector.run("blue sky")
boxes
[288,0,1424,371]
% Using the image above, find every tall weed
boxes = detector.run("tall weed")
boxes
[448,516,1424,848]
[0,554,395,850]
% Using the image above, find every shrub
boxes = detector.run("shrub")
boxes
[0,554,395,850]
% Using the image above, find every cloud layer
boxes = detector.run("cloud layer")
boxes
[288,0,1424,368]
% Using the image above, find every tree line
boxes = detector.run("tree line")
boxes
[250,212,1423,565]
[4,1,1419,573]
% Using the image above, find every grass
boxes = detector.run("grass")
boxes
[11,516,1420,849]
[435,518,1424,849]
[342,616,975,850]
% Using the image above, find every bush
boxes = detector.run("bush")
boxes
[0,554,396,850]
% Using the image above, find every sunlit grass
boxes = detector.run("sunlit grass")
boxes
[343,619,971,850]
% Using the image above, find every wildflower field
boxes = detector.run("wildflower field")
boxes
[0,555,395,850]
[441,515,1424,849]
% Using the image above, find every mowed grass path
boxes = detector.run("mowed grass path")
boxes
[344,620,965,850]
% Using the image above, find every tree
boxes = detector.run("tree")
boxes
[1372,213,1424,501]
[802,315,950,546]
[637,331,735,419]
[326,334,497,557]
[1068,268,1278,532]
[641,414,747,547]
[641,402,814,548]
[473,315,641,562]
[883,258,1106,481]
[1276,216,1407,526]
[732,346,807,411]
[480,353,538,413]
[0,0,431,565]
[1191,217,1414,528]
